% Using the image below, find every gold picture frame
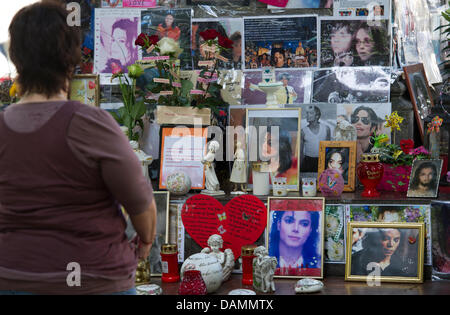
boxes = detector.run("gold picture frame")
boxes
[246,107,302,192]
[345,222,425,284]
[266,196,325,279]
[69,74,100,107]
[317,140,357,192]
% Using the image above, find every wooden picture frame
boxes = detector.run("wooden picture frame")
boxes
[403,63,434,142]
[69,74,100,107]
[345,222,425,284]
[317,141,357,192]
[159,126,207,190]
[246,108,302,192]
[266,197,325,279]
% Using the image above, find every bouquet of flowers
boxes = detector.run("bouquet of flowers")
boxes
[134,29,232,114]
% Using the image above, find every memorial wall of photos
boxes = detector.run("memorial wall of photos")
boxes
[74,0,447,274]
[86,1,395,162]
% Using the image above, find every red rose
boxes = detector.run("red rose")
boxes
[199,29,220,41]
[88,81,96,90]
[218,35,233,49]
[400,139,414,154]
[135,33,151,48]
[148,35,159,45]
[82,47,91,55]
[219,110,226,117]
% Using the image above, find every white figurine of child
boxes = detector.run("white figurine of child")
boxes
[201,140,225,196]
[230,141,247,194]
[201,234,235,282]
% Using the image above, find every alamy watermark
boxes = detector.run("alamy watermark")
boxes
[66,262,81,287]
[66,2,81,27]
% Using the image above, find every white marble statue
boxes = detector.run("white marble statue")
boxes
[201,234,235,282]
[334,116,357,141]
[230,141,247,194]
[253,246,277,293]
[201,140,225,196]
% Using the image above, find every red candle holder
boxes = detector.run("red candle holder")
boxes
[357,154,384,197]
[161,244,180,283]
[241,245,257,285]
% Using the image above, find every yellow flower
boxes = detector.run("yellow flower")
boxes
[9,82,19,97]
[385,111,404,132]
[393,150,403,160]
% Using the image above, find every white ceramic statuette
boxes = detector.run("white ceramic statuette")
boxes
[294,279,324,294]
[230,141,247,195]
[201,234,235,282]
[201,140,225,196]
[252,246,277,293]
[180,253,223,293]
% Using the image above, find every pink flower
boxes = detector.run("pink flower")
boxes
[111,62,122,75]
[412,146,429,156]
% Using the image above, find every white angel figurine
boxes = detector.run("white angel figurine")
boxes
[230,141,247,194]
[201,140,225,196]
[201,234,235,282]
[253,246,277,293]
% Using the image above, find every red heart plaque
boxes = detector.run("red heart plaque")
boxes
[181,194,267,260]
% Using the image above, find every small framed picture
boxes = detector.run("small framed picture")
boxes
[345,222,425,283]
[317,141,357,192]
[407,159,443,198]
[69,74,100,107]
[266,197,325,279]
[403,63,434,142]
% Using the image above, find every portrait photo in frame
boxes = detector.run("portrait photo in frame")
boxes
[431,201,450,280]
[345,222,425,284]
[246,108,301,191]
[123,191,170,276]
[407,159,443,198]
[267,197,325,279]
[403,63,434,142]
[317,141,357,192]
[159,126,207,190]
[69,74,100,107]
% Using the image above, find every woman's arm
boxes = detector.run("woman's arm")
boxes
[129,198,157,259]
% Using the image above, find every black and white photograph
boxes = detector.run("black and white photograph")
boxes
[320,18,390,67]
[336,103,391,162]
[346,222,425,283]
[141,8,192,70]
[192,18,244,70]
[244,15,318,69]
[312,67,391,103]
[404,63,434,141]
[287,104,336,174]
[243,70,312,105]
[407,159,443,198]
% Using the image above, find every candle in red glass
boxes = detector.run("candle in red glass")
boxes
[241,245,257,285]
[161,244,180,283]
[357,154,384,197]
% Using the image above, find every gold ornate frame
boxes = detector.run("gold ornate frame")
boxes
[69,74,100,107]
[317,140,357,192]
[345,222,425,284]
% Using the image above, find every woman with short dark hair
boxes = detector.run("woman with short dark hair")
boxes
[0,1,156,295]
